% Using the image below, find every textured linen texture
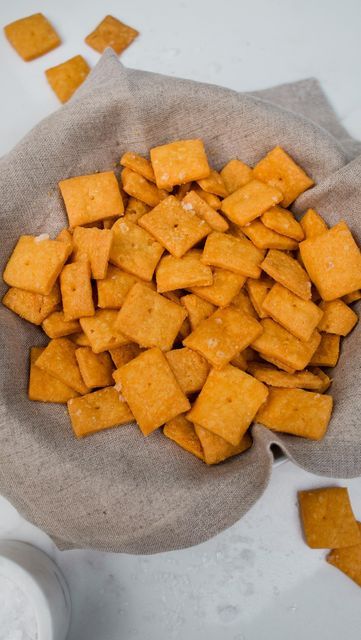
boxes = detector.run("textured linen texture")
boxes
[1,50,360,553]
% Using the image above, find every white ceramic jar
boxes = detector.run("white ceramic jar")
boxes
[0,540,71,640]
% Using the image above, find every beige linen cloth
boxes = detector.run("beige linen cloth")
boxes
[1,50,360,553]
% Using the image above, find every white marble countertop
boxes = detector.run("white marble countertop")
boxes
[1,1,361,638]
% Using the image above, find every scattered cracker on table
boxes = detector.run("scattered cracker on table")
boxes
[3,140,361,466]
[45,55,90,103]
[4,13,61,61]
[85,15,139,56]
[327,523,361,587]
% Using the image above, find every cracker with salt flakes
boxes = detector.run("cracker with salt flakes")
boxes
[59,171,124,228]
[156,250,213,293]
[68,387,134,438]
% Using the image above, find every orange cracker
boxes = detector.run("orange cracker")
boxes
[3,235,68,296]
[156,250,213,293]
[197,169,228,197]
[42,311,80,338]
[60,261,94,321]
[259,354,296,374]
[247,362,326,390]
[253,146,314,207]
[300,208,328,238]
[97,265,153,309]
[262,283,324,341]
[309,333,340,367]
[68,386,134,438]
[110,218,164,281]
[246,277,274,319]
[109,344,142,368]
[124,197,150,223]
[318,299,358,336]
[2,283,60,325]
[150,139,210,190]
[191,267,246,307]
[300,221,361,301]
[261,206,304,241]
[113,347,190,435]
[220,159,253,194]
[183,306,262,369]
[4,13,61,61]
[80,310,130,353]
[201,231,264,278]
[165,347,210,394]
[180,294,216,330]
[115,282,187,351]
[241,219,298,250]
[256,388,333,440]
[56,228,73,256]
[28,347,78,403]
[311,367,332,393]
[139,195,211,258]
[163,415,204,461]
[327,523,361,587]
[343,289,361,304]
[187,365,268,446]
[181,190,229,232]
[72,226,113,279]
[261,249,312,300]
[221,179,283,226]
[298,487,361,548]
[85,15,139,55]
[195,424,252,465]
[121,168,167,207]
[71,332,90,347]
[230,350,248,370]
[35,338,89,395]
[192,185,221,209]
[75,347,114,388]
[120,152,155,183]
[45,55,90,103]
[251,318,321,371]
[59,171,124,228]
[231,289,257,318]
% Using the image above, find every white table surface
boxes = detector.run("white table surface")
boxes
[1,1,361,639]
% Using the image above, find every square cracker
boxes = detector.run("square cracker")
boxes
[195,424,252,465]
[138,195,211,258]
[256,387,333,440]
[75,347,114,388]
[253,146,314,207]
[4,13,61,61]
[97,265,153,309]
[298,487,361,548]
[163,415,204,461]
[2,283,60,325]
[110,218,164,281]
[300,208,328,238]
[113,348,190,435]
[28,347,78,403]
[121,168,167,207]
[246,277,274,319]
[309,333,340,367]
[85,15,139,55]
[68,386,134,438]
[181,191,229,232]
[3,235,68,296]
[318,300,358,336]
[180,294,216,330]
[124,197,150,222]
[202,231,264,278]
[191,267,245,307]
[42,311,80,338]
[80,310,130,353]
[115,283,187,351]
[221,179,282,226]
[220,159,253,194]
[60,261,95,321]
[193,185,221,210]
[261,249,312,300]
[242,219,298,251]
[197,169,228,198]
[299,221,361,300]
[72,226,113,279]
[59,171,124,228]
[251,318,321,371]
[184,306,262,369]
[150,139,210,190]
[327,523,361,587]
[109,344,142,368]
[45,55,90,103]
[120,152,155,183]
[187,365,268,446]
[262,283,323,341]
[261,206,304,241]
[35,338,89,395]
[156,250,213,293]
[165,347,210,394]
[247,363,327,391]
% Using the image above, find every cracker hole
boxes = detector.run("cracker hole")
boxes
[226,397,232,403]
